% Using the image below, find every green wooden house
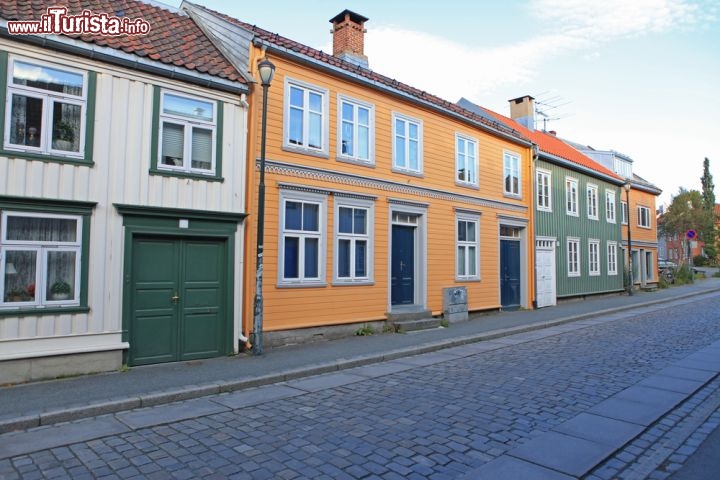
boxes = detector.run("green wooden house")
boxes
[460,96,626,307]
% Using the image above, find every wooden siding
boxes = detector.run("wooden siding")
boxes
[244,52,534,333]
[534,160,624,297]
[0,41,248,359]
[623,187,659,284]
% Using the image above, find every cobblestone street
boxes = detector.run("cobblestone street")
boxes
[1,293,720,479]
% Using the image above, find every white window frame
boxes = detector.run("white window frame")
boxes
[566,177,579,217]
[605,190,616,224]
[333,198,374,284]
[621,201,628,225]
[4,56,88,159]
[567,237,580,277]
[456,213,480,280]
[503,151,521,197]
[607,241,618,275]
[637,205,652,228]
[284,77,329,155]
[392,112,423,174]
[588,239,600,276]
[0,211,82,308]
[157,90,217,175]
[536,169,552,212]
[337,95,374,165]
[278,190,327,286]
[455,133,479,187]
[587,184,599,220]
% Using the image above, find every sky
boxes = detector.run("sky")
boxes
[174,0,720,207]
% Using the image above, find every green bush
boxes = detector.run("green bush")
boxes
[693,255,709,267]
[354,324,375,336]
[673,264,694,285]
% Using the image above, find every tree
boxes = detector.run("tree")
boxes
[700,157,717,261]
[661,189,705,263]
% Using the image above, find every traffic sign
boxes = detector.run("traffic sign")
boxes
[686,229,696,240]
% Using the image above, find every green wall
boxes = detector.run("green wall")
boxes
[535,159,624,297]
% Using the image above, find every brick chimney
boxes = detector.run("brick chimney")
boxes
[330,10,369,69]
[509,95,535,130]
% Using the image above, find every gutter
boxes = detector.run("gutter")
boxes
[540,150,624,186]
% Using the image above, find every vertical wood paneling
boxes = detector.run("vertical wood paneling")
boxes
[535,160,624,296]
[0,44,247,347]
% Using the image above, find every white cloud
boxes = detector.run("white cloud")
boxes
[352,0,715,103]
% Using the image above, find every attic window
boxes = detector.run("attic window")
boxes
[115,9,125,17]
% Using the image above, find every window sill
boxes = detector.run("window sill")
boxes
[455,277,481,282]
[149,168,224,183]
[0,306,89,317]
[503,193,522,200]
[277,281,327,289]
[332,280,374,286]
[391,167,424,178]
[537,207,553,213]
[282,145,329,159]
[1,148,93,166]
[455,181,479,190]
[336,156,376,168]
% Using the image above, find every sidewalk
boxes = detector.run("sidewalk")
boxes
[2,278,719,435]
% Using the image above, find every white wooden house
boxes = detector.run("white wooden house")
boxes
[0,0,250,383]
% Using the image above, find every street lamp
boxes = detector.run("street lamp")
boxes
[686,200,694,284]
[624,181,633,296]
[252,57,275,356]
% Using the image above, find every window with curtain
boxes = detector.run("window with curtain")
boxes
[589,239,600,276]
[5,58,86,157]
[456,134,478,186]
[587,184,599,220]
[566,178,579,216]
[503,152,521,196]
[1,211,81,307]
[607,241,618,275]
[158,91,216,174]
[338,97,373,164]
[567,238,580,277]
[456,216,479,279]
[536,169,551,211]
[606,190,616,223]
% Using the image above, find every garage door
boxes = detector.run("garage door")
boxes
[129,237,227,366]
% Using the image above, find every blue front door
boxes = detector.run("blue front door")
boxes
[391,225,415,305]
[500,239,521,310]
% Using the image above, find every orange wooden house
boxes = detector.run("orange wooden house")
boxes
[185,5,535,345]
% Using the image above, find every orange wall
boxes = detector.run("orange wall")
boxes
[244,52,534,333]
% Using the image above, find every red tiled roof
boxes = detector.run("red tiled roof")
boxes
[477,105,622,181]
[189,3,527,142]
[0,0,243,83]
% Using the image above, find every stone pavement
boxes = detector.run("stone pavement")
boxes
[0,280,719,479]
[1,277,720,437]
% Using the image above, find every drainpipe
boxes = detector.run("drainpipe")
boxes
[531,143,539,309]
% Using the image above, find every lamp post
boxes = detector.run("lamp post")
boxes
[686,200,694,284]
[624,181,633,296]
[252,57,275,356]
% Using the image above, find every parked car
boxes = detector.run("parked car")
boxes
[658,258,677,270]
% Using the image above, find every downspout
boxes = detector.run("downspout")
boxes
[530,143,539,309]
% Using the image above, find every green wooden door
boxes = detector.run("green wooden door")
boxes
[129,237,227,366]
